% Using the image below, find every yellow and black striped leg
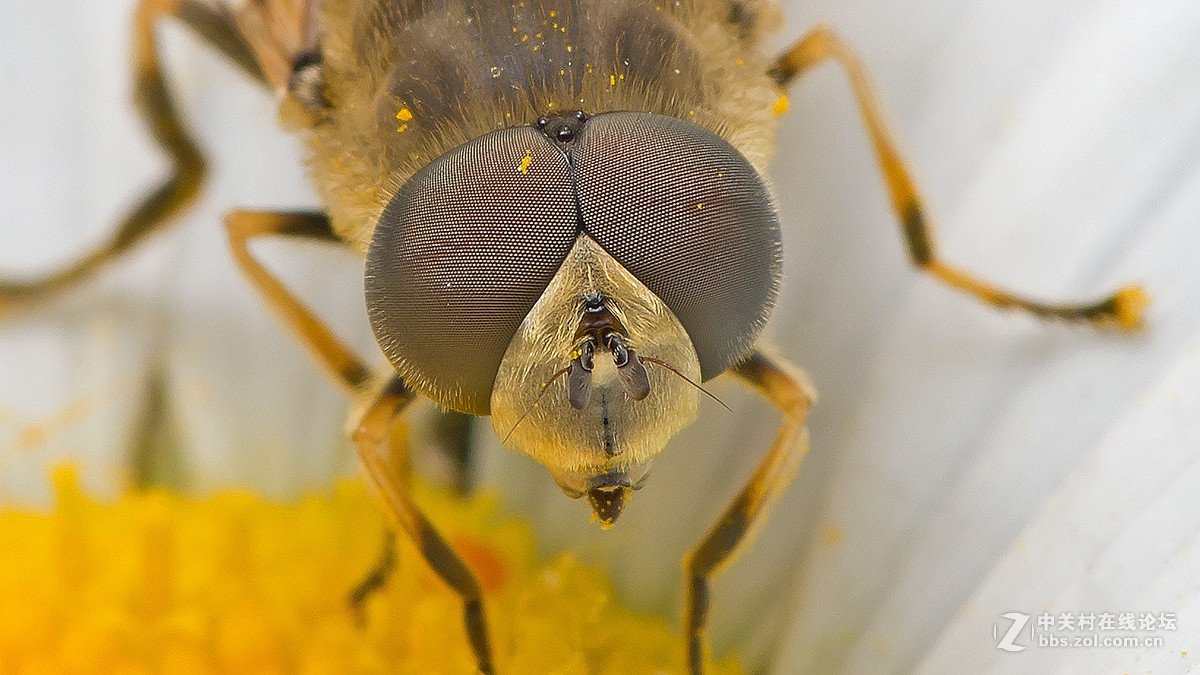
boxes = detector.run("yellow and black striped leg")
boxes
[770,25,1147,330]
[225,210,487,647]
[0,0,264,319]
[683,351,816,674]
[347,524,397,626]
[224,209,372,392]
[353,376,495,675]
[224,208,403,624]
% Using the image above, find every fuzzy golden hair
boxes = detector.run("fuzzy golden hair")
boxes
[489,234,701,494]
[302,0,784,252]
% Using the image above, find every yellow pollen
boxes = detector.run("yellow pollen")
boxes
[518,150,533,174]
[0,466,745,673]
[772,94,790,117]
[396,107,414,122]
[819,524,844,547]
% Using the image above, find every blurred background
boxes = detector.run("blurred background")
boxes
[2,1,1199,672]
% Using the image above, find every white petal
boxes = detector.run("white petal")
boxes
[768,0,1200,672]
[0,1,164,503]
[0,1,371,500]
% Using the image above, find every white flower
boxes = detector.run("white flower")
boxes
[2,1,1198,672]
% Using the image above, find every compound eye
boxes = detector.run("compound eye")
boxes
[574,112,782,380]
[365,126,577,414]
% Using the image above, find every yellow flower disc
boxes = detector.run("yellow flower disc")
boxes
[0,467,743,674]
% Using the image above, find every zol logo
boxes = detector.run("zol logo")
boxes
[994,612,1031,652]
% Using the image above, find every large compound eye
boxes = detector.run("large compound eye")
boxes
[573,112,782,380]
[365,126,577,414]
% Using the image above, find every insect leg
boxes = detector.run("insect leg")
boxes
[224,209,372,391]
[354,375,496,675]
[176,0,269,84]
[683,350,815,675]
[770,26,1147,331]
[0,0,267,320]
[233,0,323,90]
[346,412,476,622]
[347,526,397,626]
[227,208,483,626]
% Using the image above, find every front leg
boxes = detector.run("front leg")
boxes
[683,350,816,674]
[353,376,495,674]
[770,26,1146,330]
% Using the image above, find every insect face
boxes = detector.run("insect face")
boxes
[490,235,702,527]
[362,111,783,525]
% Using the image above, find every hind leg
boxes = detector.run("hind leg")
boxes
[0,0,267,319]
[770,26,1147,330]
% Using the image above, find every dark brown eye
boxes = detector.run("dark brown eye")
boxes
[366,112,780,412]
[365,126,577,414]
[573,112,782,380]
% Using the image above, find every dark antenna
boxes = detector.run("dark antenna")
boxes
[503,366,572,444]
[640,357,731,411]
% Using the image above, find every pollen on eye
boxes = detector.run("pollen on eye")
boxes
[518,149,533,174]
[772,94,790,117]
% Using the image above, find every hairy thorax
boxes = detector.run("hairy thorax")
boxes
[304,0,785,252]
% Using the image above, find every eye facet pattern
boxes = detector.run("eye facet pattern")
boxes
[574,112,782,380]
[366,112,781,413]
[366,126,577,415]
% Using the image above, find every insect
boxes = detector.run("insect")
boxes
[0,0,1147,672]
